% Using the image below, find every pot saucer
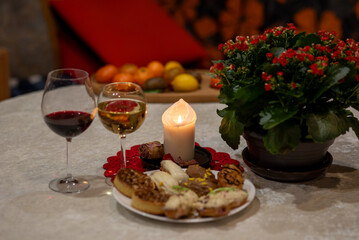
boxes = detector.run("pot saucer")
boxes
[141,146,212,171]
[242,147,333,182]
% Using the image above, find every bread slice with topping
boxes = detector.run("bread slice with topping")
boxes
[163,186,198,219]
[131,188,170,215]
[113,168,155,198]
[195,187,248,217]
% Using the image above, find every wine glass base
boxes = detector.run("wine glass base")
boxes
[49,177,90,193]
[105,177,113,186]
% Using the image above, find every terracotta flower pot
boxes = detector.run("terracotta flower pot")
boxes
[242,131,334,182]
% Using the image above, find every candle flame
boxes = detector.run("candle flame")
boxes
[177,115,182,123]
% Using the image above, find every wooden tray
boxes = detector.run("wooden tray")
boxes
[91,70,220,103]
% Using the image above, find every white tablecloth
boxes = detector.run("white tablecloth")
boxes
[0,91,358,240]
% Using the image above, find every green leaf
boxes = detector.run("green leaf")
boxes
[293,33,322,48]
[307,111,349,142]
[259,107,298,129]
[236,98,267,124]
[220,82,265,106]
[288,32,306,47]
[263,120,301,154]
[328,66,350,82]
[218,109,244,150]
[218,85,235,104]
[347,116,359,139]
[311,66,350,102]
[216,108,226,118]
[263,62,281,73]
[270,47,286,57]
[233,83,265,104]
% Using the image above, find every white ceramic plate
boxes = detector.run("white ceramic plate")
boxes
[112,170,256,223]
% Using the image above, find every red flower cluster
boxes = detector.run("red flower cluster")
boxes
[211,23,359,94]
[261,72,272,81]
[309,63,324,76]
[209,62,224,75]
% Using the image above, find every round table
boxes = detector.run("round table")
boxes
[1,90,358,240]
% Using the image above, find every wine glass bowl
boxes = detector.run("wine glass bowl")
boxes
[41,69,96,193]
[97,82,147,170]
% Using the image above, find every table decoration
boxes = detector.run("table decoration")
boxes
[103,142,243,181]
[210,23,359,181]
[162,98,197,162]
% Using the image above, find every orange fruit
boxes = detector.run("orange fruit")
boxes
[119,63,138,74]
[134,67,155,88]
[112,72,135,83]
[147,60,164,77]
[95,64,118,83]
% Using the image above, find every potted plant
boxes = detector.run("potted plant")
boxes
[210,23,359,181]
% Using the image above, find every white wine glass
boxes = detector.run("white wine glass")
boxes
[41,69,96,193]
[98,82,147,175]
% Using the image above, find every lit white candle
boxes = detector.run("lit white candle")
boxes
[162,99,197,162]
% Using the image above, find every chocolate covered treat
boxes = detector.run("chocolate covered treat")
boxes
[186,165,217,184]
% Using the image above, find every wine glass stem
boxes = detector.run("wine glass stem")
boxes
[66,138,73,180]
[119,134,126,168]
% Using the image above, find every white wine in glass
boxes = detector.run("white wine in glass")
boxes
[98,82,147,171]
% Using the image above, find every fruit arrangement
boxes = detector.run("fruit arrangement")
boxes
[94,60,206,92]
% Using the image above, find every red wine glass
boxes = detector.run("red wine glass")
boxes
[41,69,96,193]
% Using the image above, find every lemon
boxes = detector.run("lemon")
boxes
[172,73,199,92]
[164,61,184,72]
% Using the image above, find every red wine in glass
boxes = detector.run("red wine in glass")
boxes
[44,111,93,138]
[41,69,96,193]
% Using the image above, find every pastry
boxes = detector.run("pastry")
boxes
[183,165,218,196]
[131,188,170,215]
[195,187,248,217]
[160,160,189,184]
[139,141,165,170]
[150,171,179,194]
[186,164,217,184]
[182,177,218,197]
[113,168,155,198]
[163,186,198,219]
[139,141,164,160]
[217,164,244,189]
